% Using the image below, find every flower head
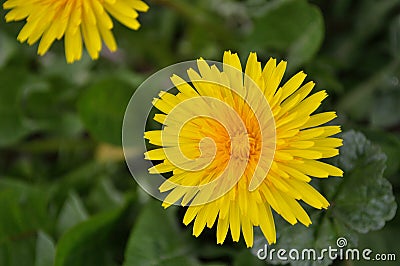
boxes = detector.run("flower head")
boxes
[3,0,149,63]
[144,51,343,247]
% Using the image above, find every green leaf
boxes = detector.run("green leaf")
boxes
[39,54,93,86]
[353,207,400,266]
[54,206,124,266]
[77,77,136,146]
[328,131,397,234]
[35,231,55,266]
[233,249,265,266]
[56,192,89,236]
[246,0,324,69]
[0,68,32,147]
[327,0,400,69]
[362,129,400,180]
[337,60,400,121]
[0,31,17,68]
[51,162,105,201]
[0,237,36,266]
[123,200,198,266]
[87,177,124,213]
[0,179,51,266]
[390,14,400,59]
[354,0,399,44]
[370,86,400,128]
[22,78,84,137]
[0,179,50,239]
[303,57,344,94]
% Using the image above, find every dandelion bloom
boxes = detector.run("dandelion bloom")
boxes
[3,0,149,63]
[144,51,343,247]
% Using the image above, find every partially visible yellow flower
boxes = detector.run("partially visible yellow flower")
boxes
[144,51,343,247]
[3,0,149,63]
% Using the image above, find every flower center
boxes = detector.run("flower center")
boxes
[230,132,256,160]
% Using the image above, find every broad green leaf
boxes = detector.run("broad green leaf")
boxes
[54,206,124,266]
[35,231,55,266]
[77,77,136,146]
[123,200,198,266]
[56,192,89,236]
[245,0,324,69]
[328,131,397,234]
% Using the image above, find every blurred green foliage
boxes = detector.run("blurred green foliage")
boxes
[0,0,399,265]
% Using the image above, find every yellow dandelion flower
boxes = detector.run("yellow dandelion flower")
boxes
[3,0,149,63]
[144,51,343,247]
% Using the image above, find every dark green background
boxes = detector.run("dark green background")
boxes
[0,0,399,265]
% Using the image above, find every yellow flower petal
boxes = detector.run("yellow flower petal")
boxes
[3,0,149,62]
[145,51,342,248]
